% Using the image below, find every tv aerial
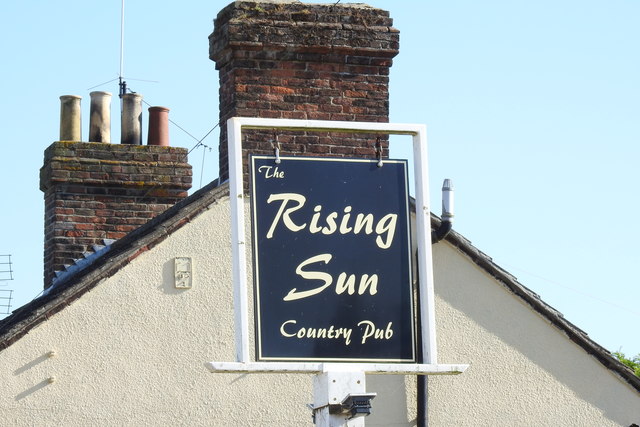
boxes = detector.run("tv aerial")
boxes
[0,254,15,316]
[87,0,217,189]
[87,0,157,96]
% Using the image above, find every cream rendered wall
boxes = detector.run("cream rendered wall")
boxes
[429,242,640,426]
[0,195,638,426]
[0,197,315,426]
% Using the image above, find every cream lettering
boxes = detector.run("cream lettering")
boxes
[280,319,395,346]
[336,272,378,296]
[266,192,398,249]
[280,320,353,345]
[258,165,285,179]
[284,254,333,301]
[375,214,397,249]
[358,320,394,344]
[284,254,379,301]
[266,193,306,239]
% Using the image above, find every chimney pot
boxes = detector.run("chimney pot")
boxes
[147,106,170,146]
[121,93,143,145]
[59,95,82,141]
[89,91,112,143]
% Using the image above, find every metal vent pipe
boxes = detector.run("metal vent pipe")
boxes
[432,179,454,243]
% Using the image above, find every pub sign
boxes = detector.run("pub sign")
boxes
[250,155,415,362]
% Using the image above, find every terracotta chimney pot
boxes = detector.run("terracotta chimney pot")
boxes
[147,106,170,146]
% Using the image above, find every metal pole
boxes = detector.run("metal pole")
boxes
[120,0,125,80]
[227,118,250,363]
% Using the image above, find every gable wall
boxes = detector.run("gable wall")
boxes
[0,196,638,426]
[0,196,315,426]
[429,242,640,425]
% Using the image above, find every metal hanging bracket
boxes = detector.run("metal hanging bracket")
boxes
[271,131,281,164]
[375,137,383,167]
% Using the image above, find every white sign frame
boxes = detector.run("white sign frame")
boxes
[207,117,467,376]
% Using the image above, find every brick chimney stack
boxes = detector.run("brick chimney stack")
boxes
[40,100,192,288]
[209,0,399,185]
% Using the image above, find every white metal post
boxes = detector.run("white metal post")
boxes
[412,128,438,364]
[227,118,250,363]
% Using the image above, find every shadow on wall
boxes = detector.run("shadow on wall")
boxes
[366,374,411,426]
[14,352,56,401]
[13,352,51,376]
[15,379,52,401]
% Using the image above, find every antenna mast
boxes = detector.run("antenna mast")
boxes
[119,0,127,97]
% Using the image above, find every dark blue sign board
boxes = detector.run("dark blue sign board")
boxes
[250,156,415,362]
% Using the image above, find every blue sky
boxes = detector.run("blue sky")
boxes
[1,1,638,358]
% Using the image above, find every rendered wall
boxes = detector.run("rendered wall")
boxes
[429,242,640,425]
[1,197,311,426]
[0,195,638,426]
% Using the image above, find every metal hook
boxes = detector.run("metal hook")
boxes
[375,137,383,168]
[271,131,281,164]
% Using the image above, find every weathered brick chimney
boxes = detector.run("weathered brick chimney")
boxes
[209,0,399,185]
[40,96,192,288]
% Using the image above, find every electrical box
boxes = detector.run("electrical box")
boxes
[174,257,192,289]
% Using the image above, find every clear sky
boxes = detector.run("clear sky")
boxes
[1,1,638,358]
